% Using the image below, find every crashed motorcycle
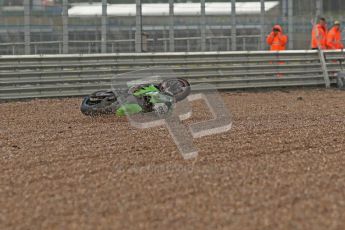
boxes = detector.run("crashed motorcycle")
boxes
[80,78,190,117]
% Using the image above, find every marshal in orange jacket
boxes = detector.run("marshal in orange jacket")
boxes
[266,25,288,51]
[327,25,344,49]
[311,23,327,49]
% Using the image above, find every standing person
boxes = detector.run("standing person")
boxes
[311,17,328,50]
[327,20,344,49]
[266,25,288,77]
[266,25,288,51]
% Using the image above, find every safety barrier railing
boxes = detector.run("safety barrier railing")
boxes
[0,50,338,100]
[0,35,262,55]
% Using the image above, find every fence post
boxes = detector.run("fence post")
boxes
[318,49,331,88]
[135,0,142,53]
[169,0,175,52]
[288,0,294,49]
[163,30,168,52]
[101,0,107,53]
[231,0,236,51]
[201,0,206,52]
[316,0,323,17]
[260,0,265,50]
[129,30,133,52]
[282,0,287,20]
[62,0,69,54]
[24,0,31,55]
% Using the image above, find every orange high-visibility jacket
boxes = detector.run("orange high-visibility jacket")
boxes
[266,25,288,51]
[311,24,327,49]
[327,27,344,49]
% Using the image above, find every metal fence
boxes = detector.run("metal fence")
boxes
[1,49,343,100]
[1,0,344,55]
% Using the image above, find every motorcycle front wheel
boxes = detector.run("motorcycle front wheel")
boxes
[159,78,191,102]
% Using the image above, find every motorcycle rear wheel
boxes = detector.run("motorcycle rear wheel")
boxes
[80,90,119,116]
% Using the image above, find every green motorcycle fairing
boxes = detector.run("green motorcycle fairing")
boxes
[133,85,159,96]
[115,84,173,116]
[115,103,143,116]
